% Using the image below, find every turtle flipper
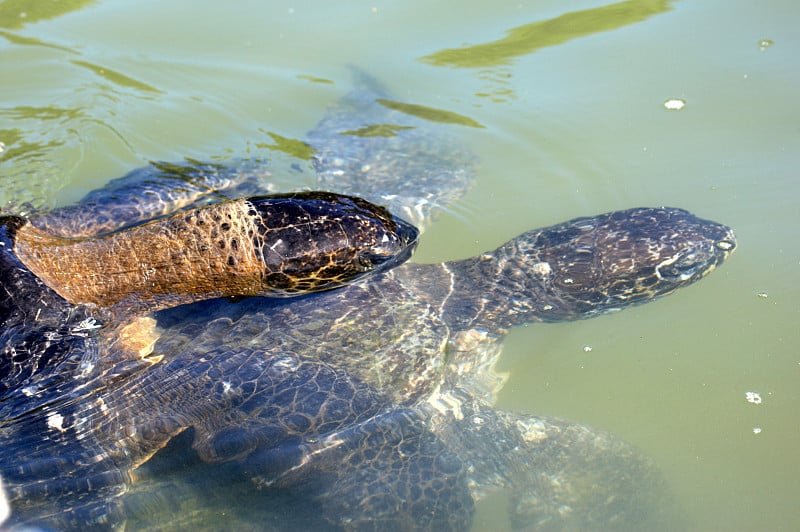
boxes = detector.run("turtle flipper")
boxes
[182,348,472,531]
[124,409,476,532]
[0,385,129,530]
[437,398,681,531]
[250,408,473,531]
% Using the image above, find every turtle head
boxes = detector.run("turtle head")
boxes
[248,192,418,295]
[511,207,736,320]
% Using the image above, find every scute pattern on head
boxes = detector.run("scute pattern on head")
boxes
[246,192,418,296]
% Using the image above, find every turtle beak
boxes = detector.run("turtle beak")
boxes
[393,215,420,249]
[361,215,419,270]
[655,225,737,283]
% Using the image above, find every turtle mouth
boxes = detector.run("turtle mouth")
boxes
[655,231,737,283]
[394,215,420,248]
[655,253,709,282]
[712,227,738,266]
[360,215,419,270]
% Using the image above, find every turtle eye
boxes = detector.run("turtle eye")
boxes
[655,249,709,282]
[359,247,394,268]
[357,253,377,270]
[656,262,697,282]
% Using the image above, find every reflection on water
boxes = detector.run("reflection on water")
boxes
[256,130,316,160]
[70,60,163,95]
[415,0,677,105]
[375,98,485,128]
[0,0,95,30]
[0,0,163,210]
[1,0,799,530]
[419,0,676,69]
[0,30,78,52]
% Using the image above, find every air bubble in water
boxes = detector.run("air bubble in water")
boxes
[663,99,686,111]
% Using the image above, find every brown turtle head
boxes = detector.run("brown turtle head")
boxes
[513,207,736,320]
[248,191,419,295]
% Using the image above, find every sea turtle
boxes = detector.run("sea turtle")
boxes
[0,75,736,531]
[0,187,419,525]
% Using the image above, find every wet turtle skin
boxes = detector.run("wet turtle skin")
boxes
[0,72,737,531]
[0,205,734,531]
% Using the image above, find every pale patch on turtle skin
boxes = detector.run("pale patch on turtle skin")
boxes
[118,316,160,359]
[513,417,552,444]
[443,328,508,405]
[531,261,552,276]
[46,412,67,433]
[425,328,507,422]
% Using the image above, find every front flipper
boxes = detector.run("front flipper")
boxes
[238,408,474,531]
[185,350,473,531]
[438,397,681,531]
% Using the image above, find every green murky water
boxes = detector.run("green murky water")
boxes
[1,1,798,530]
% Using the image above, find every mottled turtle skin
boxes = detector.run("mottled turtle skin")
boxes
[0,74,737,531]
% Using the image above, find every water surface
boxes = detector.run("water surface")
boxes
[1,1,798,530]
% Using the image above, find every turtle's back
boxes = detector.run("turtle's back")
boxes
[154,270,448,406]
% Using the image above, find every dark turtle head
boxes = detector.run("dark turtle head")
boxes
[247,192,418,295]
[520,207,736,320]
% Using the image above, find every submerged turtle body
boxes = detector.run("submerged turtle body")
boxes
[0,74,737,531]
[122,205,733,531]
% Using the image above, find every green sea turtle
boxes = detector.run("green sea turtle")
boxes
[0,75,736,531]
[12,191,418,312]
[0,188,418,527]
